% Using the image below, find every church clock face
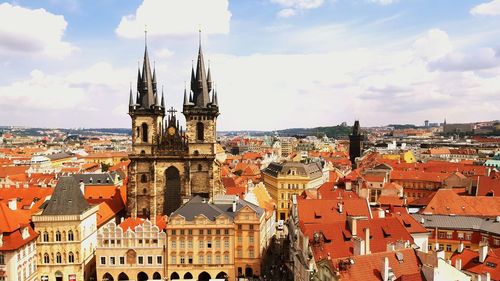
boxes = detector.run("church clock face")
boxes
[168,126,176,136]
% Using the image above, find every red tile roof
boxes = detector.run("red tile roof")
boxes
[421,189,500,217]
[297,197,370,225]
[331,249,422,281]
[451,248,500,281]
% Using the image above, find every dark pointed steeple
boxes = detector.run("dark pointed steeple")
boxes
[207,61,213,93]
[152,62,157,94]
[212,88,218,107]
[161,86,165,108]
[190,62,196,93]
[136,64,142,93]
[137,30,155,109]
[183,85,189,106]
[192,31,210,107]
[129,83,134,107]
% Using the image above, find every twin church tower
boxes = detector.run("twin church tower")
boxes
[127,36,222,219]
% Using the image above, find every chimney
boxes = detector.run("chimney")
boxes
[235,194,240,202]
[348,216,357,237]
[364,228,371,254]
[353,237,365,255]
[338,202,343,214]
[457,241,464,253]
[434,242,439,251]
[382,256,389,281]
[318,191,322,199]
[455,258,462,270]
[80,182,85,195]
[377,208,385,218]
[479,243,488,263]
[386,242,395,252]
[232,201,237,212]
[482,272,491,281]
[436,250,445,260]
[8,198,17,210]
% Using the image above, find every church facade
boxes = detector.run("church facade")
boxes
[127,39,223,219]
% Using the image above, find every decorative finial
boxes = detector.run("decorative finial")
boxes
[198,29,202,47]
[144,25,148,47]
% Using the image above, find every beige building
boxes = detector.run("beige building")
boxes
[166,195,267,280]
[263,161,325,220]
[33,177,98,281]
[96,218,166,281]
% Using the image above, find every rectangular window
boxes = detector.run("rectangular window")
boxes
[199,240,204,248]
[188,256,193,264]
[238,225,242,230]
[224,240,229,249]
[446,245,452,252]
[188,229,193,235]
[147,256,153,264]
[100,257,106,265]
[180,240,185,248]
[224,254,229,264]
[119,257,125,265]
[157,256,162,264]
[466,233,472,240]
[216,229,221,235]
[180,230,185,235]
[216,255,221,264]
[249,236,254,243]
[207,229,212,235]
[238,236,243,243]
[199,256,204,264]
[438,245,444,251]
[199,229,204,235]
[188,240,193,249]
[249,225,254,230]
[495,239,500,246]
[438,232,446,239]
[138,256,144,264]
[180,256,185,264]
[237,249,242,258]
[207,241,212,248]
[171,240,176,248]
[224,229,229,235]
[446,233,452,239]
[110,256,115,265]
[207,255,212,264]
[171,229,176,236]
[215,240,221,248]
[249,250,254,258]
[0,254,4,265]
[457,232,464,240]
[171,256,176,264]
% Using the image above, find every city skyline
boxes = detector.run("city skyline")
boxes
[0,0,500,130]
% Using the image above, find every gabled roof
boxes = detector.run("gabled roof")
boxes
[451,248,500,280]
[42,177,90,216]
[420,189,500,217]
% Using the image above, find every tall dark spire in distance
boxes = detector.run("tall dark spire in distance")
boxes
[192,30,210,107]
[136,29,155,109]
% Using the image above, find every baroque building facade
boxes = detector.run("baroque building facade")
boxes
[127,39,223,220]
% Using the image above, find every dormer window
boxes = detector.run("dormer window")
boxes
[21,227,29,239]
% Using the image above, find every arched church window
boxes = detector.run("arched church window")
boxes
[141,174,148,183]
[198,164,202,171]
[196,122,204,141]
[142,123,149,143]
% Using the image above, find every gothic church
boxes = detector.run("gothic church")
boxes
[127,38,222,219]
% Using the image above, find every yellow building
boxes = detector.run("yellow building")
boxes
[262,161,325,221]
[33,177,98,281]
[96,218,166,281]
[380,150,416,163]
[166,195,267,280]
[82,152,128,166]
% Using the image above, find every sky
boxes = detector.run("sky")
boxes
[0,0,500,130]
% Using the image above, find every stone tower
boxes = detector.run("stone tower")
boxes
[127,38,222,220]
[349,120,363,167]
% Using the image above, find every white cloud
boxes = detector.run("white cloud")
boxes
[206,27,500,130]
[156,48,175,59]
[271,0,324,9]
[116,0,231,38]
[277,8,297,18]
[471,0,500,16]
[413,28,452,61]
[271,0,324,17]
[370,0,398,5]
[0,62,134,127]
[0,3,75,58]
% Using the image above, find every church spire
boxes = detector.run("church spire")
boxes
[207,60,213,93]
[192,30,210,107]
[129,82,134,107]
[183,83,189,106]
[161,86,165,108]
[137,29,155,109]
[353,120,360,136]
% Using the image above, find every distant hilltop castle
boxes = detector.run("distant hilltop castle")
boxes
[127,35,223,220]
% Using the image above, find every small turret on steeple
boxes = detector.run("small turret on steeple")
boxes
[161,87,165,108]
[212,89,218,107]
[129,83,134,108]
[183,86,189,106]
[207,61,213,93]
